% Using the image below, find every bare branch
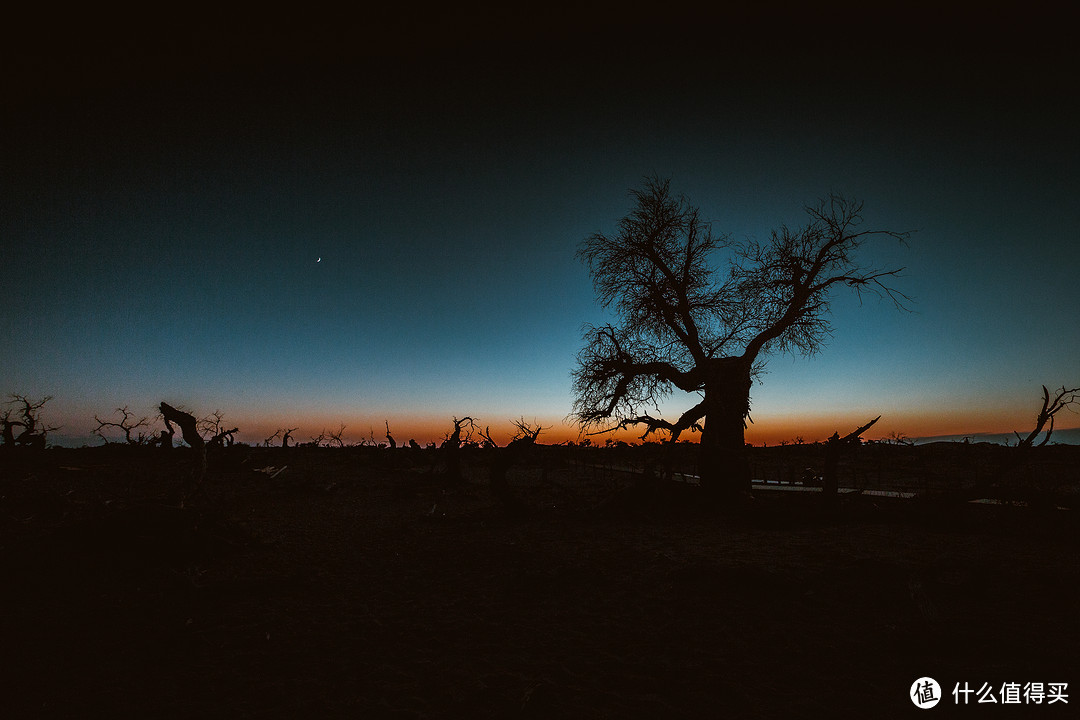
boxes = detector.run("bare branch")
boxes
[329,424,348,448]
[1017,384,1080,448]
[508,417,550,446]
[93,406,152,445]
[604,399,705,442]
[3,394,59,447]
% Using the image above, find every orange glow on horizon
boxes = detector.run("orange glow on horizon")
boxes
[211,411,1078,448]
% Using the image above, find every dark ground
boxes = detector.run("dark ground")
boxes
[2,443,1077,718]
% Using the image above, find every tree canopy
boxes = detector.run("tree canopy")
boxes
[573,177,910,452]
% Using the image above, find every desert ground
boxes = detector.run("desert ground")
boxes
[2,442,1077,718]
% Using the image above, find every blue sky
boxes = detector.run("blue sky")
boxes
[3,8,1078,446]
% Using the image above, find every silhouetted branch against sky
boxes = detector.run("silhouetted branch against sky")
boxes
[93,405,151,444]
[1016,385,1080,448]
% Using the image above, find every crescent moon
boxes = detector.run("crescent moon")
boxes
[317,257,321,263]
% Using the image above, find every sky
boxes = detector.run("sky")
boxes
[3,6,1078,447]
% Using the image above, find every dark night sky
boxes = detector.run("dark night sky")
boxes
[3,5,1078,445]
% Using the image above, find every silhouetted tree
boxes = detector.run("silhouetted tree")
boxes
[478,425,499,449]
[573,178,909,500]
[2,394,58,448]
[155,427,175,449]
[440,416,475,482]
[160,402,206,496]
[199,409,238,448]
[1015,384,1079,448]
[822,415,880,499]
[328,424,348,448]
[883,430,914,446]
[508,417,548,448]
[93,406,153,444]
[384,421,396,449]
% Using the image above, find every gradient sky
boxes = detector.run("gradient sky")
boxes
[3,7,1078,446]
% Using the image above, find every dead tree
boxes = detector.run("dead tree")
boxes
[197,409,237,448]
[93,406,152,444]
[384,421,396,449]
[2,394,58,448]
[199,409,226,439]
[508,417,548,447]
[328,424,348,448]
[479,426,499,449]
[207,427,239,448]
[160,402,206,496]
[822,415,880,499]
[490,418,550,513]
[1015,385,1079,448]
[573,178,909,502]
[440,416,475,483]
[282,428,298,448]
[155,426,175,449]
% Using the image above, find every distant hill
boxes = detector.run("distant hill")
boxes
[910,428,1080,446]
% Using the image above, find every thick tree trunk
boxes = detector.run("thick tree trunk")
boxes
[698,358,753,501]
[160,402,206,496]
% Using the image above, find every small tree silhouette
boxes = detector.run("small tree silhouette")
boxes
[508,417,548,447]
[2,394,59,448]
[1015,384,1079,448]
[822,415,880,499]
[199,409,238,448]
[93,406,153,445]
[440,416,476,482]
[573,177,909,500]
[327,424,348,448]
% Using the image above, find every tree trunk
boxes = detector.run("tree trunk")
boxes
[698,358,753,502]
[160,402,206,496]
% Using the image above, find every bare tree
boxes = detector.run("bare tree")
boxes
[1015,385,1079,448]
[441,416,476,449]
[2,394,59,448]
[160,402,206,495]
[822,415,880,499]
[508,417,548,447]
[440,416,476,482]
[883,430,914,446]
[328,424,348,448]
[478,426,499,449]
[384,421,396,449]
[195,409,237,447]
[573,178,909,499]
[93,406,152,445]
[198,410,224,438]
